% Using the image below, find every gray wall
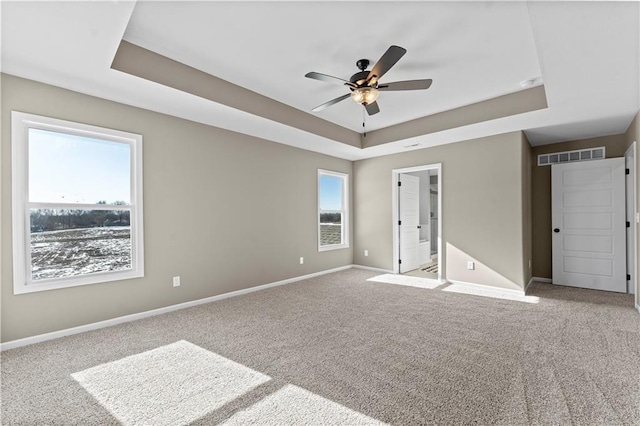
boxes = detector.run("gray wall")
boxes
[1,74,353,342]
[353,131,529,290]
[530,133,629,279]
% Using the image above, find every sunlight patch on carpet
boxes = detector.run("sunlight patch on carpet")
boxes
[221,384,386,425]
[71,340,270,426]
[367,274,443,289]
[443,283,540,304]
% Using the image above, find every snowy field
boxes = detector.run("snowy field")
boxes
[30,227,131,280]
[320,223,342,246]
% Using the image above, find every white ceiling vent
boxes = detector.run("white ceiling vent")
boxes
[537,147,605,166]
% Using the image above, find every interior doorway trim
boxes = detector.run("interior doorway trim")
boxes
[391,163,443,282]
[625,142,638,299]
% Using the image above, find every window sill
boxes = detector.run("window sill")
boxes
[14,269,144,295]
[318,244,350,252]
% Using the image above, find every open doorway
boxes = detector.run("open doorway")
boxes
[392,164,443,282]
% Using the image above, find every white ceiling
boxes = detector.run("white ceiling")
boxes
[124,1,542,133]
[1,1,639,161]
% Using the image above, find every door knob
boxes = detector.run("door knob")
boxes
[553,228,560,233]
[417,225,421,229]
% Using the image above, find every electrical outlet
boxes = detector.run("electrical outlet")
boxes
[173,276,181,287]
[364,250,369,257]
[299,257,304,265]
[467,261,475,270]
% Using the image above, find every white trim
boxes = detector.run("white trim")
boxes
[446,279,526,297]
[636,302,640,314]
[525,276,535,294]
[351,264,394,274]
[0,265,352,351]
[532,276,552,283]
[392,163,443,282]
[27,202,133,210]
[11,111,144,295]
[317,169,349,251]
[625,142,637,296]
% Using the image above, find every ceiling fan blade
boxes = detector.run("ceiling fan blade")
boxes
[365,101,380,116]
[378,79,433,91]
[367,45,407,84]
[312,93,351,112]
[305,72,355,87]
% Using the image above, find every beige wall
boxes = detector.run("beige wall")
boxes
[353,131,529,291]
[625,111,640,307]
[530,134,629,279]
[1,74,353,342]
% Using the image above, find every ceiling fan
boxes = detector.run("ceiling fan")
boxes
[305,45,432,116]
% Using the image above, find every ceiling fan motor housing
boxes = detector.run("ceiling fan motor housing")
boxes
[350,71,373,87]
[351,59,374,87]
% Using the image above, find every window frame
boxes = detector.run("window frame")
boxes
[11,111,144,294]
[317,169,349,252]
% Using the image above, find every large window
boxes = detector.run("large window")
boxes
[11,112,144,294]
[318,169,349,251]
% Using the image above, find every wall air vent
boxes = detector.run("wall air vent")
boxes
[537,147,605,166]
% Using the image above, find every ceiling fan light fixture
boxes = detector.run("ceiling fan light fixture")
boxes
[350,87,379,105]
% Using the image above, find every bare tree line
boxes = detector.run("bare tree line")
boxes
[30,201,130,232]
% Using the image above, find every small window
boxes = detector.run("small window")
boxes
[318,170,349,251]
[11,112,144,294]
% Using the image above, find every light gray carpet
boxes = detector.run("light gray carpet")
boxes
[2,268,639,425]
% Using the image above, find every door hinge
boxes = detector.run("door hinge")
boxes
[626,168,630,175]
[399,259,402,264]
[398,181,402,187]
[627,274,631,281]
[398,220,401,226]
[627,221,631,228]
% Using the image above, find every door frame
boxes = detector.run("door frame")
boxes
[625,142,638,296]
[392,163,443,282]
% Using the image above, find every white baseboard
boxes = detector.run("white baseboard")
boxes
[351,264,394,274]
[636,302,640,314]
[524,277,535,294]
[446,279,526,296]
[532,276,552,283]
[0,265,352,352]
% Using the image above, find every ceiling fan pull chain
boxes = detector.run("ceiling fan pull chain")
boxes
[362,105,367,137]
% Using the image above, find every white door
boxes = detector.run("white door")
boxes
[552,158,626,292]
[399,174,420,273]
